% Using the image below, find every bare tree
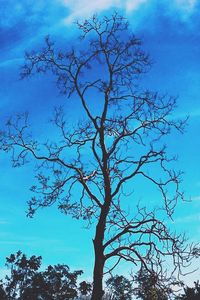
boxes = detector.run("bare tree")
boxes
[1,13,199,300]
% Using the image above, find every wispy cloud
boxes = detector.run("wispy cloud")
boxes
[170,0,198,23]
[0,219,10,225]
[61,0,148,24]
[175,212,200,223]
[0,58,22,68]
[60,0,198,24]
[191,195,200,201]
[175,0,197,12]
[189,110,200,118]
[0,0,67,58]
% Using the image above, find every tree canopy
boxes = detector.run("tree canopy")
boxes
[175,281,200,300]
[1,251,91,300]
[0,251,200,300]
[106,275,134,300]
[133,266,172,300]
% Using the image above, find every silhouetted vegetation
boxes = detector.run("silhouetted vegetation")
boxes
[133,267,173,300]
[175,281,200,300]
[0,251,200,299]
[0,251,91,300]
[106,275,134,299]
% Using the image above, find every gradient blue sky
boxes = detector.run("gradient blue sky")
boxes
[0,0,200,282]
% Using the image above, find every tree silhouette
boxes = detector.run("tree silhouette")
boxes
[0,283,7,300]
[4,251,42,299]
[21,264,85,300]
[106,275,133,300]
[2,251,90,300]
[175,281,200,300]
[133,266,172,300]
[1,13,199,299]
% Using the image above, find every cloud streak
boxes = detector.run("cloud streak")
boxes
[61,0,148,23]
[175,0,197,12]
[59,0,198,24]
[191,195,200,201]
[175,212,200,224]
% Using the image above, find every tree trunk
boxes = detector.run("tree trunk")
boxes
[91,238,105,300]
[91,134,111,299]
[91,200,111,299]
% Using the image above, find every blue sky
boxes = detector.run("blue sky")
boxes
[0,0,200,283]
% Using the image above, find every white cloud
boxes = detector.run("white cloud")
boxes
[170,0,198,22]
[0,58,22,68]
[125,0,148,12]
[0,219,9,225]
[189,110,200,118]
[59,0,198,24]
[61,0,118,24]
[175,0,197,12]
[191,195,200,201]
[175,212,200,223]
[60,0,148,24]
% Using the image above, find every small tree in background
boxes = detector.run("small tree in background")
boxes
[1,251,200,299]
[4,251,42,299]
[175,281,200,300]
[0,283,7,300]
[1,13,199,299]
[106,275,134,300]
[133,266,173,300]
[1,251,91,300]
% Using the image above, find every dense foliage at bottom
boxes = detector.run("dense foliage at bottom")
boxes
[0,251,199,299]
